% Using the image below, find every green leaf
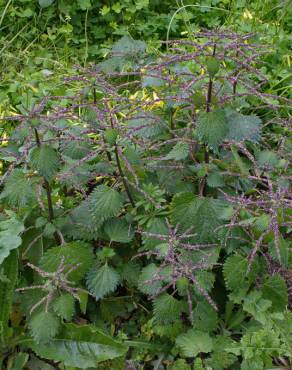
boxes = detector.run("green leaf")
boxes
[86,263,120,300]
[127,115,166,138]
[171,193,224,242]
[138,263,162,295]
[0,213,24,265]
[104,218,134,243]
[193,301,218,332]
[206,57,220,77]
[29,311,60,343]
[207,172,225,187]
[262,275,288,312]
[170,359,192,370]
[88,185,124,226]
[153,294,183,323]
[243,291,272,324]
[30,145,59,180]
[119,261,141,287]
[104,128,118,146]
[111,35,146,57]
[53,294,75,320]
[27,323,128,368]
[164,142,189,161]
[38,0,54,8]
[256,150,279,168]
[197,109,228,151]
[10,352,29,370]
[40,242,94,282]
[77,0,91,10]
[61,140,91,160]
[176,329,213,357]
[63,201,100,241]
[223,255,255,292]
[0,169,36,207]
[225,109,261,143]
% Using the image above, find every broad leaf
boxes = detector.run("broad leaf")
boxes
[104,218,134,243]
[225,109,261,143]
[88,185,124,225]
[153,294,184,323]
[29,311,60,343]
[53,294,75,320]
[38,0,54,8]
[40,242,94,282]
[197,109,228,151]
[223,255,256,292]
[0,169,36,207]
[30,145,59,180]
[164,142,189,161]
[127,115,166,138]
[27,323,128,368]
[86,263,120,300]
[262,275,288,312]
[176,329,213,357]
[0,213,24,265]
[138,263,162,295]
[171,193,224,242]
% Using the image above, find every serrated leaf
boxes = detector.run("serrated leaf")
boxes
[29,311,60,343]
[104,218,134,243]
[86,263,120,300]
[176,329,213,357]
[262,275,288,312]
[30,145,59,180]
[223,255,254,292]
[0,169,36,207]
[171,193,224,242]
[153,294,183,323]
[88,185,124,225]
[197,109,228,151]
[0,214,24,264]
[207,172,225,187]
[27,323,128,368]
[164,142,189,161]
[53,294,75,320]
[111,35,146,57]
[40,242,94,282]
[243,291,272,324]
[256,150,279,168]
[170,359,192,370]
[138,263,162,295]
[193,301,218,331]
[119,261,141,286]
[63,201,100,241]
[127,116,166,138]
[61,140,91,160]
[225,109,261,143]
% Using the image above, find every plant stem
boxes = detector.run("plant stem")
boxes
[34,128,61,245]
[109,116,135,207]
[114,146,135,207]
[200,43,217,196]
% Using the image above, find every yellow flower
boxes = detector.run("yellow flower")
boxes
[243,9,253,20]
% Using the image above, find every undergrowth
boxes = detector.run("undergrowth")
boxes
[0,28,291,369]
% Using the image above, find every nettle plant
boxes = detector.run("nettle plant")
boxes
[0,31,291,369]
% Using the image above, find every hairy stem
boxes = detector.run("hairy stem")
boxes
[109,116,135,207]
[114,146,135,207]
[200,43,217,196]
[34,128,61,245]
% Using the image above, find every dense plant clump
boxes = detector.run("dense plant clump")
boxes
[0,28,291,369]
